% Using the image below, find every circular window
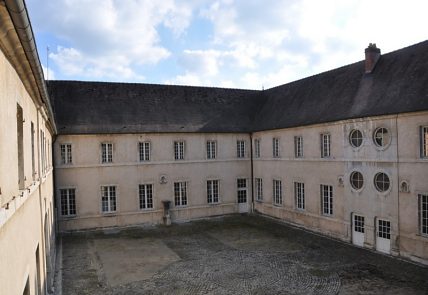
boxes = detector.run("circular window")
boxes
[374,172,390,192]
[349,129,363,148]
[373,127,390,147]
[350,171,364,190]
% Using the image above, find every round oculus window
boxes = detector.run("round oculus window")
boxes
[349,129,363,148]
[374,172,390,192]
[373,127,390,147]
[350,171,364,190]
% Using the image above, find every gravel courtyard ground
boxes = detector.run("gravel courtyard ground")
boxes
[57,214,428,295]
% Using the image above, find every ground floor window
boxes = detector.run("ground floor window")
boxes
[273,179,282,205]
[139,184,153,209]
[60,188,76,216]
[294,182,305,210]
[237,178,247,203]
[255,178,263,201]
[174,182,188,206]
[354,215,365,233]
[207,180,219,204]
[321,184,333,215]
[419,194,428,236]
[101,186,116,213]
[377,219,391,239]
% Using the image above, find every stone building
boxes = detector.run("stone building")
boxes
[0,0,56,294]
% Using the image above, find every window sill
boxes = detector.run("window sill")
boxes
[101,212,117,216]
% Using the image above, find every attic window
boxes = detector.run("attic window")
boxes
[349,129,363,148]
[373,127,390,148]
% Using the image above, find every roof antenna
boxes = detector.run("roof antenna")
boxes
[262,85,264,91]
[46,46,50,81]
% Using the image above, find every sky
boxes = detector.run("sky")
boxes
[27,0,428,90]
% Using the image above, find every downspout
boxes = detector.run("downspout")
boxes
[250,133,254,213]
[395,114,400,254]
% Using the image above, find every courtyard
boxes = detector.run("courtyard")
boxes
[56,215,428,295]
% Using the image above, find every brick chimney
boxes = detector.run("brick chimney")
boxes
[365,43,381,73]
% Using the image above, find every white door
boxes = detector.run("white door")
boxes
[376,219,391,254]
[237,178,249,213]
[352,214,365,247]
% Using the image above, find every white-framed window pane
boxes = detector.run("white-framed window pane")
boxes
[101,143,113,163]
[374,172,390,192]
[237,178,247,203]
[354,215,365,233]
[273,138,280,158]
[321,133,331,158]
[349,129,363,148]
[174,141,185,160]
[421,126,428,158]
[373,127,390,147]
[237,140,246,158]
[207,180,219,204]
[350,171,364,190]
[101,186,116,212]
[207,141,216,159]
[294,136,303,158]
[60,144,72,164]
[139,184,153,209]
[255,178,263,201]
[273,180,282,205]
[294,182,305,210]
[377,219,391,239]
[174,182,187,206]
[60,188,76,216]
[254,139,260,158]
[419,194,428,235]
[321,185,333,215]
[139,142,151,161]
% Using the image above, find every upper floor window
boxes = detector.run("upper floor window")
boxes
[174,141,185,160]
[421,126,428,158]
[60,188,76,216]
[349,129,363,148]
[254,139,260,158]
[237,140,246,158]
[207,180,219,204]
[374,172,390,192]
[272,138,280,158]
[139,184,153,209]
[139,142,151,162]
[207,140,217,159]
[320,133,331,158]
[321,184,333,216]
[101,186,116,213]
[60,144,72,164]
[373,127,390,148]
[174,181,187,206]
[294,136,303,158]
[273,179,282,205]
[295,182,305,210]
[101,143,113,163]
[350,171,364,191]
[419,194,428,236]
[255,178,263,201]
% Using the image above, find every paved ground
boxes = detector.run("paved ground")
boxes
[58,215,428,295]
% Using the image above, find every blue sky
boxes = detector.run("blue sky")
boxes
[27,0,428,89]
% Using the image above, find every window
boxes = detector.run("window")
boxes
[101,186,116,213]
[294,136,303,158]
[60,144,72,164]
[237,140,246,158]
[139,142,151,162]
[421,126,428,158]
[373,127,390,147]
[174,141,185,160]
[374,172,390,192]
[255,178,263,201]
[17,104,24,189]
[273,180,282,205]
[101,143,113,163]
[321,184,333,215]
[354,215,365,233]
[206,141,216,159]
[237,178,247,203]
[294,182,305,210]
[207,180,219,204]
[419,194,428,236]
[350,171,364,190]
[31,122,35,179]
[60,188,76,216]
[272,138,280,158]
[254,139,260,158]
[349,129,363,148]
[139,184,153,209]
[174,182,187,206]
[320,133,331,158]
[377,219,391,239]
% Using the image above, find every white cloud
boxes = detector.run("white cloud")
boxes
[42,65,55,80]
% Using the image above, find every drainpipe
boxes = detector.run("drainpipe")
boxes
[395,114,400,254]
[250,133,254,213]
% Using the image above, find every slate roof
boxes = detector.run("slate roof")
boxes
[48,40,428,135]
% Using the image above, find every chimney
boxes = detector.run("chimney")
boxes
[365,43,381,73]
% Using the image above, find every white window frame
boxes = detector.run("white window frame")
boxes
[272,138,280,158]
[273,179,282,206]
[101,143,113,163]
[174,141,185,160]
[254,138,260,158]
[419,193,428,236]
[294,136,303,158]
[294,182,305,210]
[354,215,365,233]
[139,141,151,162]
[60,188,76,216]
[373,127,391,148]
[174,181,187,206]
[421,126,428,158]
[101,185,116,213]
[377,219,391,239]
[320,133,331,158]
[206,140,217,160]
[237,140,246,158]
[237,178,247,203]
[255,178,263,201]
[207,180,220,204]
[139,183,153,210]
[60,143,72,165]
[321,184,333,216]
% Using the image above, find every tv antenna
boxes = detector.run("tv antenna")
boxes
[46,46,50,81]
